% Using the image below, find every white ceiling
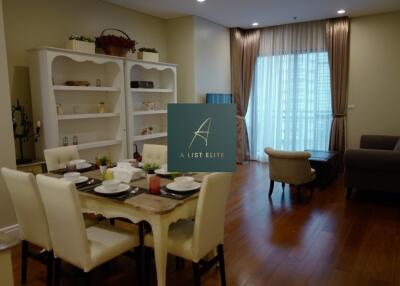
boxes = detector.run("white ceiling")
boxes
[105,0,400,28]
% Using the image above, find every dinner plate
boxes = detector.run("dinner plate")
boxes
[94,184,131,196]
[60,176,89,184]
[154,168,179,176]
[76,163,92,171]
[166,181,201,192]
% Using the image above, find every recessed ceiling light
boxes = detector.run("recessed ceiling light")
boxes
[252,22,259,27]
[197,0,206,2]
[337,9,346,14]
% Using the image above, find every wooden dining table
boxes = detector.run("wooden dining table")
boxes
[48,169,205,286]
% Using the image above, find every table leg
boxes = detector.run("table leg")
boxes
[151,219,169,286]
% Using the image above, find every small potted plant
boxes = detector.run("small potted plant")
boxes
[137,47,159,62]
[98,155,109,174]
[66,35,95,54]
[95,29,137,57]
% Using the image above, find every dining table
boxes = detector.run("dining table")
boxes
[47,168,206,286]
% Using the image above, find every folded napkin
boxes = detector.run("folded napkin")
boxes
[111,166,143,183]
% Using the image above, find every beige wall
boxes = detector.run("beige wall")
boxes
[3,0,168,159]
[347,11,400,148]
[0,0,17,229]
[166,16,196,103]
[166,16,231,103]
[194,17,231,102]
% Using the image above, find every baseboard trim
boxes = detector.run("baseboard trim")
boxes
[0,224,20,238]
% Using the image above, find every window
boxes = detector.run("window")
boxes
[246,51,332,161]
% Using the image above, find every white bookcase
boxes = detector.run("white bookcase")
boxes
[125,60,177,157]
[28,47,127,162]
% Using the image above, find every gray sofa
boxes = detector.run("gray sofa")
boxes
[344,135,400,199]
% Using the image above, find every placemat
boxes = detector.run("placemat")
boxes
[50,164,98,175]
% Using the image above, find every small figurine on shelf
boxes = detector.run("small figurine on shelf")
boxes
[62,136,69,146]
[133,143,142,162]
[97,102,105,113]
[96,78,101,87]
[72,136,78,145]
[56,103,63,115]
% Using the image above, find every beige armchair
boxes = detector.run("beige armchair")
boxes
[265,148,315,200]
[44,146,80,171]
[142,144,167,166]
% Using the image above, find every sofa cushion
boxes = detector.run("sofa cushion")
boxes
[394,139,400,151]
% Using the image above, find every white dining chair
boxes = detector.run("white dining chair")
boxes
[44,145,80,171]
[144,172,232,286]
[142,144,167,166]
[36,174,140,286]
[1,168,53,286]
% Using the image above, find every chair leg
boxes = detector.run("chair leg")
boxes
[21,240,28,285]
[192,262,201,286]
[269,180,275,196]
[296,185,301,202]
[346,187,353,200]
[54,258,62,286]
[281,182,285,190]
[217,245,227,286]
[46,251,54,286]
[135,246,142,286]
[82,271,91,286]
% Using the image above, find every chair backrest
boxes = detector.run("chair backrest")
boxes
[44,146,79,171]
[36,174,90,269]
[142,144,167,166]
[192,172,232,260]
[265,147,313,185]
[1,168,52,250]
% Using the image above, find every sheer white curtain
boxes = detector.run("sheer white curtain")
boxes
[246,21,332,161]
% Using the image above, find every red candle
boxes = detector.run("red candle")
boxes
[149,175,161,195]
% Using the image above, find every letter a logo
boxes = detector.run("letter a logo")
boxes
[188,117,212,149]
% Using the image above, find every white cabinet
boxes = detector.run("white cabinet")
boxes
[124,60,177,157]
[28,47,127,162]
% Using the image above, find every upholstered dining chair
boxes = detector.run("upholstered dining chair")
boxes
[36,174,140,286]
[1,167,53,286]
[265,147,316,201]
[144,172,232,286]
[44,145,80,171]
[142,144,167,166]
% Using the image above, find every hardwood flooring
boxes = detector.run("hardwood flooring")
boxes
[10,162,400,286]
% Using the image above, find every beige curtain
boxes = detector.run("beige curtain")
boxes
[326,17,350,152]
[230,28,260,163]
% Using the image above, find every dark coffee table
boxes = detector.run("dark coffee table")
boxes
[306,150,339,188]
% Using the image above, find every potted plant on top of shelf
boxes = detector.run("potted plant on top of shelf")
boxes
[95,28,137,57]
[137,47,159,62]
[66,35,95,54]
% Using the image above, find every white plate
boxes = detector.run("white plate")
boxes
[94,184,130,195]
[60,176,88,184]
[166,181,201,192]
[76,163,92,170]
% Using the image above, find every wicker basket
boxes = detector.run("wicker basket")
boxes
[97,28,135,57]
[103,45,129,57]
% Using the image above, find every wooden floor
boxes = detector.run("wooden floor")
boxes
[10,162,400,286]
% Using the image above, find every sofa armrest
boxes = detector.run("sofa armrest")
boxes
[344,149,400,172]
[360,135,399,150]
